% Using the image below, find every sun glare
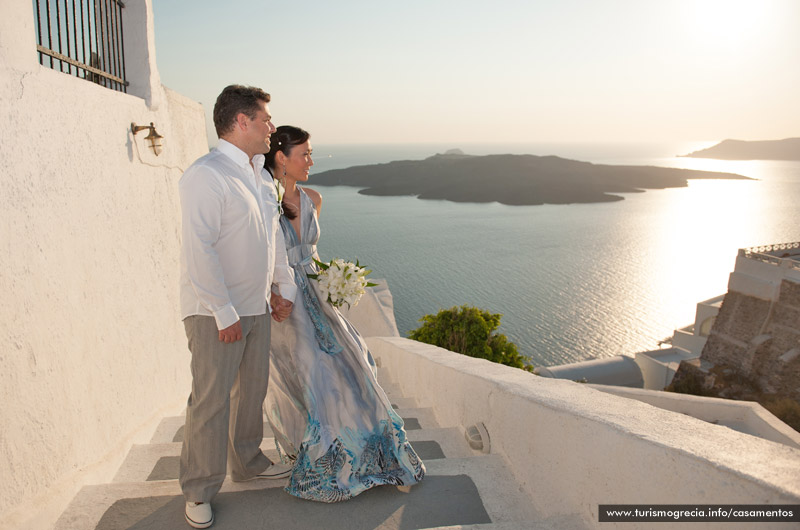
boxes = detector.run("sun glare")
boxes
[683,0,771,50]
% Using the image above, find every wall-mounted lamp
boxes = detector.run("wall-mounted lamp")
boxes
[131,122,164,156]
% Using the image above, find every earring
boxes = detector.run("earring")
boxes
[282,165,287,177]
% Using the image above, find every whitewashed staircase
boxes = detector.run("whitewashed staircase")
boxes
[54,360,563,530]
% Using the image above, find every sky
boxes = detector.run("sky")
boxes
[152,0,800,147]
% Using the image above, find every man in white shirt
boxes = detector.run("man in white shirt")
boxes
[178,85,296,529]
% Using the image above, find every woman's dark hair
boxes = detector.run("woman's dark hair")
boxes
[265,125,311,219]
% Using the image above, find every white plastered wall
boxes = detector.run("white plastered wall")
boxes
[728,254,800,301]
[369,337,800,529]
[0,0,207,526]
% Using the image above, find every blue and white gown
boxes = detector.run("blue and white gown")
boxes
[265,186,425,502]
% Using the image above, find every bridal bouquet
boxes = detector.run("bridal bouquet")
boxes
[307,258,378,309]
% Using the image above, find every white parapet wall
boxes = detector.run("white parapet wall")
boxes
[0,1,207,527]
[369,337,800,529]
[635,347,696,390]
[338,279,400,338]
[589,385,800,449]
[728,248,800,301]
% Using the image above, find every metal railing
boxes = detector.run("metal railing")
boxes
[33,0,128,93]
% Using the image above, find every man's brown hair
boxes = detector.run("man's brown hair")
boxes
[213,85,271,138]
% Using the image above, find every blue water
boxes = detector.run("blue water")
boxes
[306,142,800,367]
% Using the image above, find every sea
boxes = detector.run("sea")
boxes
[306,141,800,368]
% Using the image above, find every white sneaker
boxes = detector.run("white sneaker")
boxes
[259,462,293,479]
[235,462,293,481]
[185,501,213,529]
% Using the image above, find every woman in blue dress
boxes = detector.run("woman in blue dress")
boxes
[263,125,425,502]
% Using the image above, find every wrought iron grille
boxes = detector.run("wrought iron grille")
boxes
[32,0,128,92]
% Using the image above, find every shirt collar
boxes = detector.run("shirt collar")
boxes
[217,139,265,171]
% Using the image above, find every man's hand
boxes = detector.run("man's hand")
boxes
[219,320,242,343]
[270,293,294,322]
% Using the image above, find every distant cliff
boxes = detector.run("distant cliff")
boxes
[681,138,800,160]
[310,152,750,206]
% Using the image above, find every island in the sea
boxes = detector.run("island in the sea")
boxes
[309,149,751,206]
[680,138,800,161]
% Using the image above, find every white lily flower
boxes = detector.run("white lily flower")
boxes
[309,257,377,309]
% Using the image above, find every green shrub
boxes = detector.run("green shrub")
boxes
[408,305,534,372]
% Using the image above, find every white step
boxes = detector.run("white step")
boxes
[389,395,420,408]
[56,454,541,530]
[114,427,461,485]
[376,365,395,384]
[113,439,280,483]
[378,381,406,400]
[150,415,273,444]
[407,427,481,459]
[423,456,539,526]
[393,407,440,430]
[115,428,467,486]
[54,476,284,530]
[150,406,428,446]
